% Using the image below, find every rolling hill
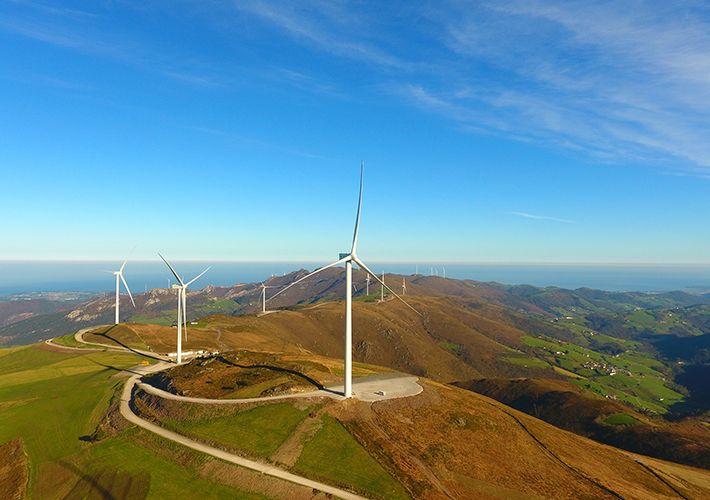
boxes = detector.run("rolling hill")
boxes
[4,332,710,499]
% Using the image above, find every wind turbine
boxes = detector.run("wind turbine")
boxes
[366,274,370,295]
[111,248,136,324]
[381,271,385,302]
[259,282,281,314]
[402,277,407,296]
[159,254,210,364]
[269,162,419,398]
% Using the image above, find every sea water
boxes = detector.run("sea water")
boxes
[2,261,710,296]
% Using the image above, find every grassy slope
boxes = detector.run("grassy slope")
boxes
[4,341,710,499]
[0,345,270,499]
[456,377,710,470]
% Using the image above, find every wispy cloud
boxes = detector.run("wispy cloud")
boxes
[508,212,577,224]
[6,0,710,174]
[224,1,710,173]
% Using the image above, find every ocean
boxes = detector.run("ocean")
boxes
[3,261,710,297]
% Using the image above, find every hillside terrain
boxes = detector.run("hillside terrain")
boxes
[4,269,710,483]
[4,333,710,499]
[5,270,708,418]
[455,378,710,470]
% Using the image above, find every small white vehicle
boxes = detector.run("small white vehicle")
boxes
[376,390,386,396]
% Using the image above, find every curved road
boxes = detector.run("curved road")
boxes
[120,368,368,500]
[60,328,422,500]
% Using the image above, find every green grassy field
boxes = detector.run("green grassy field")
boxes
[603,413,641,425]
[173,402,311,458]
[294,415,409,500]
[520,333,685,413]
[0,345,274,499]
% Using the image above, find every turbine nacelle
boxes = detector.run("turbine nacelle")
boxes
[268,163,419,399]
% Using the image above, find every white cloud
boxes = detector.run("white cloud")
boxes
[509,212,577,224]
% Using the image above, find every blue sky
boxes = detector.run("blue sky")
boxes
[2,0,710,265]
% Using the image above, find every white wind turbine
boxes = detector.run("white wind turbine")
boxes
[111,248,136,325]
[402,277,407,296]
[159,254,210,364]
[270,163,419,398]
[258,282,281,314]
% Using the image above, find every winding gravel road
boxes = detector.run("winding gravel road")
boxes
[62,327,421,500]
[120,367,369,500]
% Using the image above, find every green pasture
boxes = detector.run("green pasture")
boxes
[81,429,270,500]
[0,345,270,499]
[603,413,640,426]
[162,402,310,459]
[295,415,409,500]
[51,333,91,348]
[438,342,462,352]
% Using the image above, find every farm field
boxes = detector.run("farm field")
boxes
[519,333,685,413]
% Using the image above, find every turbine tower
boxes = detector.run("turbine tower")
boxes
[381,271,385,301]
[402,277,407,296]
[159,254,210,364]
[259,282,280,314]
[112,247,136,324]
[270,162,419,398]
[366,274,370,295]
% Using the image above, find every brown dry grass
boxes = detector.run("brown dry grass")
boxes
[328,381,710,500]
[199,458,336,500]
[0,439,28,500]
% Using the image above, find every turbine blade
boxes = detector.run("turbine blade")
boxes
[353,257,421,316]
[268,256,350,302]
[185,267,210,286]
[120,273,136,307]
[351,161,364,254]
[119,245,137,273]
[159,254,185,286]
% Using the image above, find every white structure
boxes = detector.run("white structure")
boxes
[381,271,385,301]
[159,254,210,364]
[259,282,280,313]
[112,248,136,324]
[366,274,370,295]
[270,163,418,398]
[402,277,407,295]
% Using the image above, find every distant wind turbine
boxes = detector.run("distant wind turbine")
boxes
[402,277,407,296]
[259,282,281,314]
[159,254,210,364]
[269,163,419,398]
[111,247,136,325]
